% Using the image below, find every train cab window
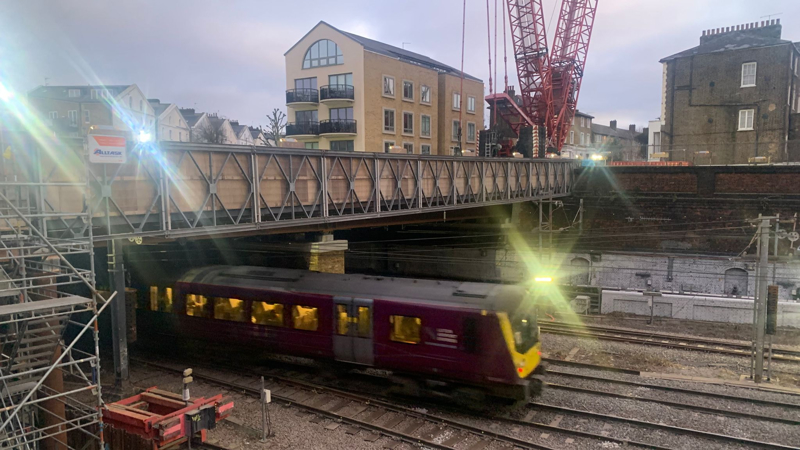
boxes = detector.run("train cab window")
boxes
[511,314,539,353]
[148,287,173,312]
[336,305,349,335]
[292,305,319,331]
[389,315,421,344]
[357,306,371,338]
[252,302,284,327]
[213,298,246,322]
[463,317,478,353]
[185,294,209,318]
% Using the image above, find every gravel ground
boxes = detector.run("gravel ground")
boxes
[541,333,800,389]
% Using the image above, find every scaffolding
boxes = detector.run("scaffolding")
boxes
[0,134,110,449]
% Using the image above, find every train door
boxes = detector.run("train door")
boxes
[332,297,374,365]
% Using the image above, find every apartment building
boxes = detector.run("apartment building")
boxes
[28,84,155,138]
[150,99,191,142]
[660,20,800,164]
[284,21,484,154]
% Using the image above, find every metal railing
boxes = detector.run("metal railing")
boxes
[286,121,320,136]
[320,84,355,101]
[28,140,577,241]
[320,119,357,135]
[285,88,319,104]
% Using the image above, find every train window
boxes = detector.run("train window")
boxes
[251,302,284,327]
[511,314,539,353]
[292,305,319,331]
[149,286,158,311]
[163,288,173,312]
[213,298,246,322]
[185,294,208,318]
[357,306,371,338]
[149,287,174,312]
[336,305,349,335]
[389,315,421,344]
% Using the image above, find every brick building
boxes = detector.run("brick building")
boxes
[660,20,800,164]
[284,21,484,154]
[590,120,645,161]
[561,110,594,159]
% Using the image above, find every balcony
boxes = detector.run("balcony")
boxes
[286,88,319,110]
[286,121,319,139]
[319,119,357,136]
[319,84,355,106]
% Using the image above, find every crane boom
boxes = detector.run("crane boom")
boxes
[506,0,552,126]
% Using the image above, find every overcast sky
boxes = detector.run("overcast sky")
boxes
[2,1,798,130]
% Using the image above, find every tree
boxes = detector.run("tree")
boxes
[262,108,286,147]
[197,123,227,144]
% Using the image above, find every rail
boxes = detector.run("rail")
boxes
[24,140,578,241]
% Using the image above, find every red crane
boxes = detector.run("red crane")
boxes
[486,0,598,156]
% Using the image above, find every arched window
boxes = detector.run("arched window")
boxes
[303,39,343,69]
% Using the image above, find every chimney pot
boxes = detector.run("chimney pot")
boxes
[777,18,780,24]
[702,30,706,36]
[761,21,765,27]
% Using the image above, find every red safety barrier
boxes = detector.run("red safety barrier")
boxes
[608,161,693,167]
[102,387,234,449]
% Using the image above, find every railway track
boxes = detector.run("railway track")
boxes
[539,321,800,363]
[133,357,799,450]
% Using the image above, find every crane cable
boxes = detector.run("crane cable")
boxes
[485,0,493,97]
[502,0,508,91]
[493,0,498,128]
[459,0,467,152]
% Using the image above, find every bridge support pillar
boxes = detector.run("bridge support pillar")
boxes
[109,239,129,386]
[305,233,348,274]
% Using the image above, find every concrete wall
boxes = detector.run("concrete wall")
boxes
[600,290,800,328]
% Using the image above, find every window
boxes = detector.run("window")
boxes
[741,62,757,87]
[296,110,318,123]
[383,108,395,132]
[452,92,461,110]
[581,117,585,127]
[328,73,353,87]
[68,89,81,98]
[467,96,475,113]
[68,110,78,126]
[511,313,539,353]
[580,132,585,145]
[738,109,754,130]
[389,315,421,344]
[467,122,476,143]
[48,111,58,120]
[403,142,414,154]
[91,89,108,100]
[587,118,591,127]
[403,112,413,135]
[252,301,284,326]
[295,77,318,90]
[82,110,90,123]
[305,142,319,149]
[357,306,371,337]
[148,286,173,312]
[138,100,143,112]
[214,298,246,322]
[169,129,173,140]
[330,107,353,121]
[420,115,431,137]
[421,144,431,155]
[452,120,460,141]
[303,39,343,69]
[336,304,349,335]
[185,294,208,317]
[384,141,395,153]
[330,140,354,152]
[421,85,431,104]
[569,130,574,144]
[403,81,413,101]
[383,75,395,97]
[292,305,318,331]
[179,131,183,142]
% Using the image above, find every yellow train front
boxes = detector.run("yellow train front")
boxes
[140,266,545,404]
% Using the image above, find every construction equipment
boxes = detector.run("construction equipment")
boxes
[486,0,599,157]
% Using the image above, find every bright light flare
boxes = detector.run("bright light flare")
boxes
[0,83,13,102]
[590,153,603,161]
[534,277,553,283]
[137,130,152,143]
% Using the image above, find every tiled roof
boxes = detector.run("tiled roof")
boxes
[591,123,640,141]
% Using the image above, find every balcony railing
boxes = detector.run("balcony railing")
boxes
[319,119,357,135]
[286,88,319,104]
[320,84,355,102]
[286,121,319,136]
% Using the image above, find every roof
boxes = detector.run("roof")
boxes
[178,265,525,312]
[661,26,792,62]
[207,116,226,130]
[179,109,206,127]
[230,123,247,137]
[574,110,594,119]
[28,85,131,101]
[150,101,171,117]
[289,21,482,82]
[591,123,640,141]
[249,127,262,139]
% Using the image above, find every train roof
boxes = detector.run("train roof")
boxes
[178,266,526,312]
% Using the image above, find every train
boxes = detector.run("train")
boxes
[139,266,544,404]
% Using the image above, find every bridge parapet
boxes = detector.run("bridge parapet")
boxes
[10,140,577,241]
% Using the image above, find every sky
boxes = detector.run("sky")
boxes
[1,1,799,130]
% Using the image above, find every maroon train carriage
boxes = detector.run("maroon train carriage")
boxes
[142,266,544,403]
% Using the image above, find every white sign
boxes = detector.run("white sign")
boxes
[88,135,126,163]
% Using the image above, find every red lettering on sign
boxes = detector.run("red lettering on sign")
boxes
[92,136,126,147]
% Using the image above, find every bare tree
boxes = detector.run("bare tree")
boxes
[262,108,287,147]
[197,123,227,144]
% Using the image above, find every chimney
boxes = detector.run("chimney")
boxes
[700,19,782,45]
[610,120,617,130]
[629,124,636,132]
[180,108,195,115]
